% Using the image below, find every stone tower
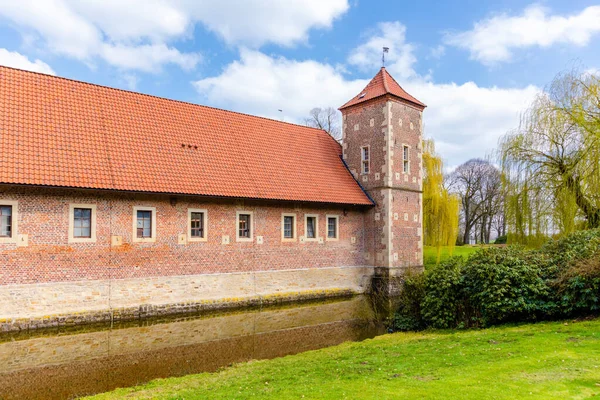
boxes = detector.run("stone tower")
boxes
[339,67,426,294]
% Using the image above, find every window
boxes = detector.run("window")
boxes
[327,215,339,240]
[132,206,156,242]
[281,213,296,241]
[403,145,410,173]
[361,146,370,174]
[0,200,18,244]
[137,211,152,238]
[69,204,97,243]
[188,209,207,242]
[304,214,318,241]
[74,208,92,238]
[0,205,12,238]
[236,211,253,242]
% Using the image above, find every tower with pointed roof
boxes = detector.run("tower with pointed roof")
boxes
[340,67,426,292]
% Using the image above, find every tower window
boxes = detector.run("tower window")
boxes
[361,146,370,174]
[403,145,410,173]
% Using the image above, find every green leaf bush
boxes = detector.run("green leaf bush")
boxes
[392,229,600,331]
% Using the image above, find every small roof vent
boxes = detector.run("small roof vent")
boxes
[358,92,366,99]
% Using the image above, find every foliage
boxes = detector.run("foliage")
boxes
[461,247,550,326]
[494,235,507,244]
[396,230,600,331]
[88,318,600,400]
[500,69,600,242]
[421,257,469,329]
[554,254,600,314]
[392,270,425,331]
[540,228,600,278]
[422,139,460,262]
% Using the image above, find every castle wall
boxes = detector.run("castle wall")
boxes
[0,185,374,330]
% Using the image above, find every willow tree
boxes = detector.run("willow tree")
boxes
[500,69,600,243]
[422,139,460,262]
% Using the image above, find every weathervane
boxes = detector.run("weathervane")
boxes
[382,47,389,67]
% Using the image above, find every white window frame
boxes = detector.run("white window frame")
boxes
[281,213,297,242]
[188,208,208,242]
[68,203,97,243]
[361,145,370,174]
[304,214,319,241]
[0,200,18,244]
[236,210,253,242]
[326,214,339,241]
[133,206,156,243]
[403,145,410,173]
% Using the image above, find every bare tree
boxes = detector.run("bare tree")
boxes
[449,159,502,244]
[304,107,341,141]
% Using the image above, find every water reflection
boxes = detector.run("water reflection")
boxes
[0,295,384,400]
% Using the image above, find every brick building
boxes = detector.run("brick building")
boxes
[0,65,425,331]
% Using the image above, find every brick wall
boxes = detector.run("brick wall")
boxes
[0,185,369,285]
[341,96,423,270]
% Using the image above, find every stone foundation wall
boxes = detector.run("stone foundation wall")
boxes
[0,265,375,331]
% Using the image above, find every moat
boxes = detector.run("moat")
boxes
[0,295,386,400]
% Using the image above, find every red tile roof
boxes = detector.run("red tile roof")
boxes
[0,66,373,206]
[339,67,426,110]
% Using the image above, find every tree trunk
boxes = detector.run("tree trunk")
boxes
[563,173,600,228]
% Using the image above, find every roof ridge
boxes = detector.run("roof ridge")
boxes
[381,67,390,93]
[0,64,329,135]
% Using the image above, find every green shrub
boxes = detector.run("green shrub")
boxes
[553,254,600,315]
[421,257,470,329]
[462,247,550,326]
[494,235,507,244]
[392,229,600,332]
[392,270,425,331]
[540,229,600,278]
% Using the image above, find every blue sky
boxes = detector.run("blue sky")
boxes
[0,0,599,168]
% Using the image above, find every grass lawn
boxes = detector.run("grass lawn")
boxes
[87,318,600,400]
[423,245,485,268]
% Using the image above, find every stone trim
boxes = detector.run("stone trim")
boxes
[0,199,18,244]
[187,208,208,242]
[326,214,339,241]
[235,210,254,242]
[132,206,157,243]
[303,214,319,242]
[281,212,297,242]
[68,203,97,243]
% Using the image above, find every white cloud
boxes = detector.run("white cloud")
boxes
[0,0,348,72]
[429,45,446,60]
[348,21,417,80]
[0,0,200,72]
[100,43,200,73]
[193,46,539,167]
[404,80,538,168]
[0,48,55,75]
[194,49,366,121]
[183,0,349,47]
[445,4,600,65]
